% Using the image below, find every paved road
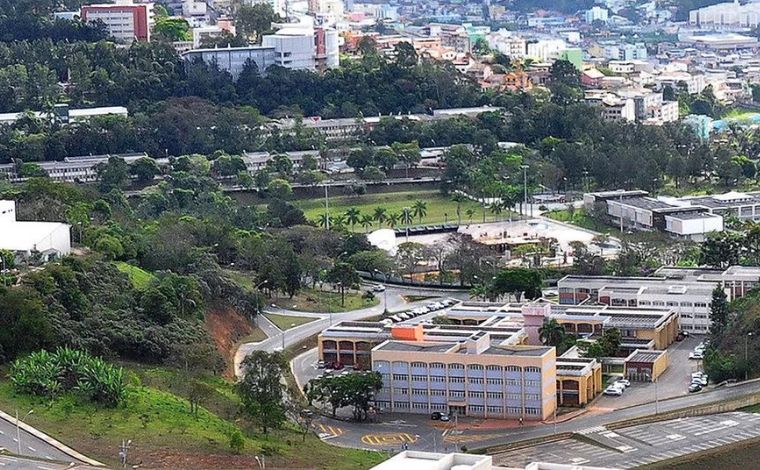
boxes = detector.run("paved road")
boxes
[235,286,469,377]
[0,454,94,470]
[0,414,85,464]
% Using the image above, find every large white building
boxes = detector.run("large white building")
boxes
[689,0,760,28]
[0,201,71,260]
[182,25,339,76]
[585,6,609,23]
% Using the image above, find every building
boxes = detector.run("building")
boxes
[558,265,760,333]
[80,0,153,43]
[689,1,760,28]
[603,43,648,61]
[182,26,339,76]
[526,40,567,62]
[0,105,128,126]
[584,91,636,122]
[585,6,609,23]
[369,452,492,470]
[625,349,668,382]
[0,201,71,261]
[0,153,152,184]
[372,327,557,421]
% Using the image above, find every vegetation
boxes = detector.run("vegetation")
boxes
[115,261,156,290]
[263,313,316,330]
[237,351,286,433]
[272,287,379,312]
[305,372,383,420]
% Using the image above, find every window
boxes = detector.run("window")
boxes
[507,407,521,415]
[468,377,484,384]
[431,376,446,383]
[695,303,707,308]
[487,378,503,385]
[506,393,521,400]
[392,374,407,381]
[470,391,484,398]
[507,366,521,372]
[411,362,426,368]
[487,406,503,414]
[525,407,540,415]
[486,365,502,371]
[525,366,540,374]
[506,379,520,386]
[653,301,665,306]
[449,363,464,370]
[487,392,503,399]
[450,377,465,383]
[680,302,693,307]
[525,393,540,401]
[412,402,428,410]
[525,380,541,387]
[470,405,485,413]
[430,362,445,369]
[411,375,427,381]
[667,301,678,307]
[430,390,446,396]
[394,388,408,395]
[468,364,484,371]
[450,390,465,399]
[396,401,410,409]
[412,388,427,395]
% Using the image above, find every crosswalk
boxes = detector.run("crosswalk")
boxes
[576,425,607,435]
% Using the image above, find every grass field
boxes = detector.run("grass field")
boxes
[544,209,616,234]
[115,262,155,289]
[272,287,379,312]
[264,313,317,330]
[294,190,510,230]
[238,327,268,343]
[0,370,383,470]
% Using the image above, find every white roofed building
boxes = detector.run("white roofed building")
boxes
[0,201,71,261]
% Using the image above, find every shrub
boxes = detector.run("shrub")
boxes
[10,347,126,407]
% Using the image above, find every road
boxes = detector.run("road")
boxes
[0,454,96,470]
[234,286,470,377]
[0,412,89,464]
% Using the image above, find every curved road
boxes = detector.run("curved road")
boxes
[234,286,469,377]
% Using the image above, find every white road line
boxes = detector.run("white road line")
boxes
[28,446,36,452]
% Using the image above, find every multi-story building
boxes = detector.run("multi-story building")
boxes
[603,43,647,61]
[585,7,609,23]
[559,266,760,333]
[689,0,760,28]
[654,72,706,94]
[182,26,339,76]
[372,327,557,421]
[80,0,153,43]
[584,91,636,122]
[0,153,153,184]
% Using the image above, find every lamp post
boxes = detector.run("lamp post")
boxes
[644,373,659,414]
[746,332,754,381]
[521,165,529,217]
[374,269,390,314]
[16,409,33,455]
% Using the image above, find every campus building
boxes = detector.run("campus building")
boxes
[81,1,153,43]
[0,201,71,261]
[372,326,557,421]
[0,153,153,184]
[558,266,760,333]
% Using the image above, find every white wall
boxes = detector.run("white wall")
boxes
[0,200,15,221]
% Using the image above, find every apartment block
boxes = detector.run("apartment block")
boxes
[81,1,153,43]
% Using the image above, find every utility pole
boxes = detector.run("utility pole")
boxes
[619,193,624,233]
[119,439,131,468]
[324,182,330,231]
[521,165,529,217]
[746,332,754,381]
[0,255,5,288]
[16,409,33,456]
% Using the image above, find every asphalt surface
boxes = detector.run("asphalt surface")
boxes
[0,454,94,470]
[0,415,83,464]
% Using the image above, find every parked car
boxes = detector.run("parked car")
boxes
[604,386,624,396]
[439,414,450,422]
[333,362,345,370]
[399,313,412,320]
[372,284,386,292]
[431,412,443,420]
[317,361,326,369]
[614,379,631,389]
[380,319,393,326]
[431,302,445,310]
[691,373,708,386]
[441,299,455,307]
[389,315,402,322]
[689,352,704,360]
[418,307,430,314]
[688,383,703,393]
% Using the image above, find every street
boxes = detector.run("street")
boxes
[0,411,90,464]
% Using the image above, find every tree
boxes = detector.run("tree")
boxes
[394,42,418,67]
[130,157,160,183]
[327,262,360,306]
[345,207,361,230]
[412,200,427,225]
[360,214,374,233]
[305,372,383,421]
[96,157,130,192]
[153,17,191,42]
[709,286,729,338]
[391,141,421,178]
[237,351,286,433]
[395,242,429,281]
[372,207,388,225]
[361,165,386,182]
[348,250,393,275]
[490,268,543,301]
[236,4,276,43]
[538,318,565,348]
[267,178,293,199]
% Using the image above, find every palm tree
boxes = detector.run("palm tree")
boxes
[401,207,414,241]
[470,284,488,301]
[387,212,400,228]
[538,318,566,347]
[318,213,332,228]
[452,194,465,225]
[332,214,346,229]
[360,214,374,233]
[412,200,427,224]
[373,207,387,225]
[489,201,503,221]
[466,208,476,224]
[345,207,361,230]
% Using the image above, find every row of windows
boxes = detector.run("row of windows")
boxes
[389,375,539,387]
[391,388,535,401]
[383,400,540,416]
[639,300,708,308]
[386,362,538,372]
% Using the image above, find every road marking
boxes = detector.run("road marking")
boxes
[443,432,504,444]
[360,432,417,446]
[317,423,344,439]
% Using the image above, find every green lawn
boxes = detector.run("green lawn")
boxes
[0,371,383,470]
[294,190,511,230]
[264,313,317,330]
[545,209,616,234]
[115,261,155,289]
[238,327,268,343]
[272,287,379,312]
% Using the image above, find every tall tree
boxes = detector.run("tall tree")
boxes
[237,351,286,433]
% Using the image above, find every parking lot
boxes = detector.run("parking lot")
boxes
[593,336,706,410]
[492,412,760,469]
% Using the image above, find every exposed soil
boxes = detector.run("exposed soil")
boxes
[205,304,255,377]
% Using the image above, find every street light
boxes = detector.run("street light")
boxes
[16,409,33,455]
[374,269,390,314]
[521,165,529,217]
[746,332,754,381]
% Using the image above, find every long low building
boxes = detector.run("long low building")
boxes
[558,265,760,333]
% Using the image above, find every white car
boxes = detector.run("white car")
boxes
[691,372,708,386]
[389,315,402,322]
[372,284,386,292]
[689,352,704,360]
[418,307,430,314]
[614,379,631,389]
[604,386,624,396]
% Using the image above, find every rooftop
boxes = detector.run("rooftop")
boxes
[374,341,455,353]
[369,451,492,470]
[626,349,666,363]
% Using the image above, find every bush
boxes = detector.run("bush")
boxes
[10,347,127,407]
[229,429,245,454]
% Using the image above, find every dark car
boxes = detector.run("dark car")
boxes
[431,412,443,420]
[688,383,702,393]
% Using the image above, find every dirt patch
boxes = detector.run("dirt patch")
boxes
[205,305,255,376]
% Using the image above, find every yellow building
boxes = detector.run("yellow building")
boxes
[555,356,603,407]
